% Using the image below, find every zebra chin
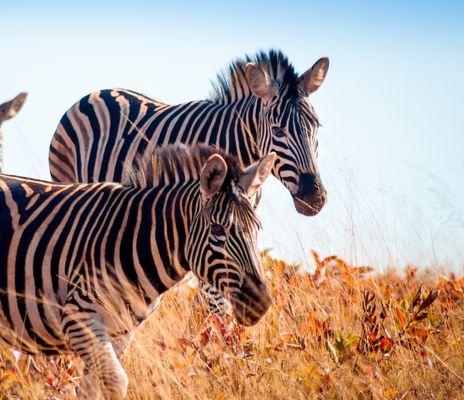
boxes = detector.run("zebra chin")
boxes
[292,193,326,216]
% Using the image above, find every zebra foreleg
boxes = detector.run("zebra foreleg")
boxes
[111,332,134,360]
[62,307,129,400]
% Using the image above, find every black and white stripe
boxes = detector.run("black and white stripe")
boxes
[0,144,274,399]
[48,49,330,319]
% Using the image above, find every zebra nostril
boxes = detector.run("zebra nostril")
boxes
[297,173,319,198]
[293,173,326,216]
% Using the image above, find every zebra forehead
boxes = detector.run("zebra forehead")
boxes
[230,193,261,229]
[206,188,261,229]
[209,49,300,103]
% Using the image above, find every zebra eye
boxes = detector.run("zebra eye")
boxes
[211,224,225,236]
[272,127,286,138]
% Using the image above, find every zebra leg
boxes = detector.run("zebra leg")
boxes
[62,307,128,400]
[111,332,134,360]
[196,280,232,320]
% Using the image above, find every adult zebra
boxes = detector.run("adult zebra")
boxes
[49,50,329,215]
[0,145,275,399]
[49,49,329,318]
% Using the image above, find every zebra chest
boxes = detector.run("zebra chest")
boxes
[85,289,161,337]
[101,299,159,337]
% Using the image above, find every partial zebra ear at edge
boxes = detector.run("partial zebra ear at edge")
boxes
[200,154,228,203]
[238,152,276,198]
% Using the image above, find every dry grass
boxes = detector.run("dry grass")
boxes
[0,251,463,399]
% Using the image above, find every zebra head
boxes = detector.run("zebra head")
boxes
[245,52,329,216]
[187,151,276,326]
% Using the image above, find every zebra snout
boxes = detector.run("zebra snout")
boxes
[229,274,272,326]
[293,173,327,216]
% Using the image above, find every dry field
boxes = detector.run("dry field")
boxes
[0,251,463,399]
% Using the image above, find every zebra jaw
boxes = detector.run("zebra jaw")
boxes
[293,195,326,217]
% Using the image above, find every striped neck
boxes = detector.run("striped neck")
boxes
[116,180,201,304]
[207,96,263,167]
[140,95,264,172]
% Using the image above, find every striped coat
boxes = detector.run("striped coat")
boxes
[0,145,275,399]
[49,50,329,217]
[48,49,330,320]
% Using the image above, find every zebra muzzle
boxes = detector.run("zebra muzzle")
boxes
[293,173,327,216]
[229,275,272,326]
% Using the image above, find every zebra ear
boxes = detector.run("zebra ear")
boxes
[298,57,329,95]
[245,63,277,102]
[238,152,276,198]
[0,92,27,122]
[200,154,228,203]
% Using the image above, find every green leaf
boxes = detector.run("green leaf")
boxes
[344,335,360,348]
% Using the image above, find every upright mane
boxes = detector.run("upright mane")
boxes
[124,144,241,189]
[209,49,299,104]
[124,144,260,227]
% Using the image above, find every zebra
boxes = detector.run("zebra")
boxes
[0,144,275,399]
[48,49,329,319]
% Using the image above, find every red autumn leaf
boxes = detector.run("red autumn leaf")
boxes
[310,250,321,269]
[200,327,212,347]
[410,328,429,343]
[177,338,196,351]
[379,337,394,353]
[395,306,406,330]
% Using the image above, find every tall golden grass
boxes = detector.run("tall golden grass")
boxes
[0,251,463,399]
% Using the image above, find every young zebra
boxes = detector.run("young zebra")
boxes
[48,49,329,319]
[0,144,275,399]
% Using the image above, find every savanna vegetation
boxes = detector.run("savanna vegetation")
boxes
[0,251,462,399]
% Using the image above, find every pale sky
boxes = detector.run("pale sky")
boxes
[1,0,463,272]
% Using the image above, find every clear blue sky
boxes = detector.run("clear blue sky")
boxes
[1,1,463,271]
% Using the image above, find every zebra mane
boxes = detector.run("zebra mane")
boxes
[125,144,260,225]
[209,49,300,103]
[125,144,238,187]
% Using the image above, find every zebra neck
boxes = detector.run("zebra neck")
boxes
[143,97,263,169]
[119,181,199,303]
[212,97,263,167]
[234,96,264,166]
